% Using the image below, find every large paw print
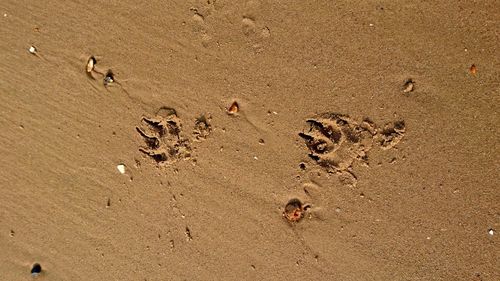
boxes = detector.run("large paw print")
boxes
[299,113,376,172]
[136,107,192,165]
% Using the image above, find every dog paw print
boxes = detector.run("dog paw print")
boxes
[299,113,406,186]
[136,107,213,166]
[136,107,192,165]
[192,114,212,141]
[299,113,376,173]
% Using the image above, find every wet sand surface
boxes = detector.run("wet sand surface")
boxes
[0,1,499,280]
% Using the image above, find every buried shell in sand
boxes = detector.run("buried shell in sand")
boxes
[283,198,310,222]
[28,46,37,54]
[227,101,239,115]
[403,79,415,93]
[116,164,126,174]
[103,70,115,86]
[86,56,96,73]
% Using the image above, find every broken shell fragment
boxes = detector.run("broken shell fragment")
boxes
[469,64,477,75]
[283,198,308,222]
[227,101,239,114]
[116,164,126,174]
[403,79,414,93]
[86,56,96,73]
[28,46,37,54]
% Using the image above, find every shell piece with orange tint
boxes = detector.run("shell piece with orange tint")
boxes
[469,64,477,75]
[283,198,306,222]
[227,101,239,115]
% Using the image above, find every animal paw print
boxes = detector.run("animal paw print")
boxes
[299,113,406,186]
[379,121,406,150]
[299,113,376,173]
[189,6,215,47]
[136,107,191,165]
[192,114,212,142]
[136,108,213,166]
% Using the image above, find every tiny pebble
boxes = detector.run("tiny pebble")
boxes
[488,229,494,236]
[28,46,37,54]
[117,164,126,174]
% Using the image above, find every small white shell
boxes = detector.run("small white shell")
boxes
[86,57,96,73]
[28,46,37,54]
[116,164,126,174]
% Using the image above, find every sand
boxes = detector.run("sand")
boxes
[0,0,499,280]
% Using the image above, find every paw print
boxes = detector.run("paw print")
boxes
[136,107,191,165]
[299,113,376,172]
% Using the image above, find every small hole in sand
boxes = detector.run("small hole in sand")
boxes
[31,263,42,275]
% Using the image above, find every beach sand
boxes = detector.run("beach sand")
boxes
[0,0,498,280]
